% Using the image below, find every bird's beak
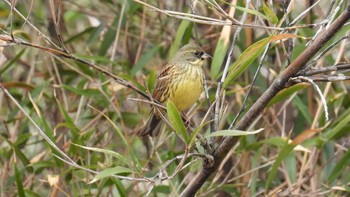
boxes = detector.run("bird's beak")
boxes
[201,52,211,60]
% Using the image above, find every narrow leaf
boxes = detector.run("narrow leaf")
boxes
[267,83,309,107]
[98,15,119,56]
[89,166,134,184]
[293,96,312,124]
[188,121,209,147]
[73,144,129,166]
[231,4,268,20]
[131,44,162,74]
[328,148,350,183]
[224,34,301,88]
[61,85,100,96]
[14,165,25,197]
[167,101,189,143]
[0,49,26,75]
[210,5,235,79]
[224,37,271,87]
[263,2,279,24]
[265,142,296,190]
[169,18,190,60]
[211,39,229,79]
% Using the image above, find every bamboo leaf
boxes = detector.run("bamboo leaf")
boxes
[224,34,301,88]
[265,142,296,190]
[328,148,350,183]
[224,37,271,87]
[263,2,279,24]
[14,165,25,197]
[169,18,191,60]
[131,44,162,74]
[89,166,134,184]
[73,144,129,166]
[167,101,189,143]
[267,83,309,107]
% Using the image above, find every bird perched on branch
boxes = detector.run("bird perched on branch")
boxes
[140,43,210,137]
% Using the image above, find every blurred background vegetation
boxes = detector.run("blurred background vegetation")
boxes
[0,0,350,196]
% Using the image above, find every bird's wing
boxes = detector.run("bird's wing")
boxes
[152,64,175,103]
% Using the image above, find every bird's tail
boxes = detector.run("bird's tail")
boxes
[140,113,162,137]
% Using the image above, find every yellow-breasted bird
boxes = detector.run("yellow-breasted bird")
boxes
[140,43,210,137]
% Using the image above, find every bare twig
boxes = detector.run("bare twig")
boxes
[299,63,350,76]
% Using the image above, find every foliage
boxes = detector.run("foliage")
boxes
[0,0,350,196]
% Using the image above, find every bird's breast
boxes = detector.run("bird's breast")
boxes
[168,67,203,111]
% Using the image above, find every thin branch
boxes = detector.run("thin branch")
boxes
[299,63,350,76]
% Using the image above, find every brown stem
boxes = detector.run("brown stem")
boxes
[181,5,350,197]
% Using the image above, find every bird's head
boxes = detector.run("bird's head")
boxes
[172,43,210,67]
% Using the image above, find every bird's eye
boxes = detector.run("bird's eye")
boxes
[194,51,204,57]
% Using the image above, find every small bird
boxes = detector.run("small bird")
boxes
[140,43,210,137]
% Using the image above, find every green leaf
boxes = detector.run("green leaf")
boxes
[231,4,268,21]
[65,26,96,44]
[323,143,336,182]
[61,85,100,96]
[131,44,162,74]
[55,99,80,136]
[147,70,157,92]
[263,2,279,24]
[167,101,189,143]
[169,18,191,60]
[188,122,209,147]
[293,96,312,124]
[322,106,350,141]
[90,166,135,184]
[3,134,33,173]
[211,39,229,79]
[14,165,25,197]
[224,37,271,88]
[284,153,297,183]
[328,148,350,183]
[0,49,26,76]
[267,83,309,107]
[207,128,263,137]
[265,142,296,190]
[113,178,127,197]
[98,110,142,172]
[98,15,120,56]
[73,144,129,166]
[13,146,32,172]
[250,151,260,196]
